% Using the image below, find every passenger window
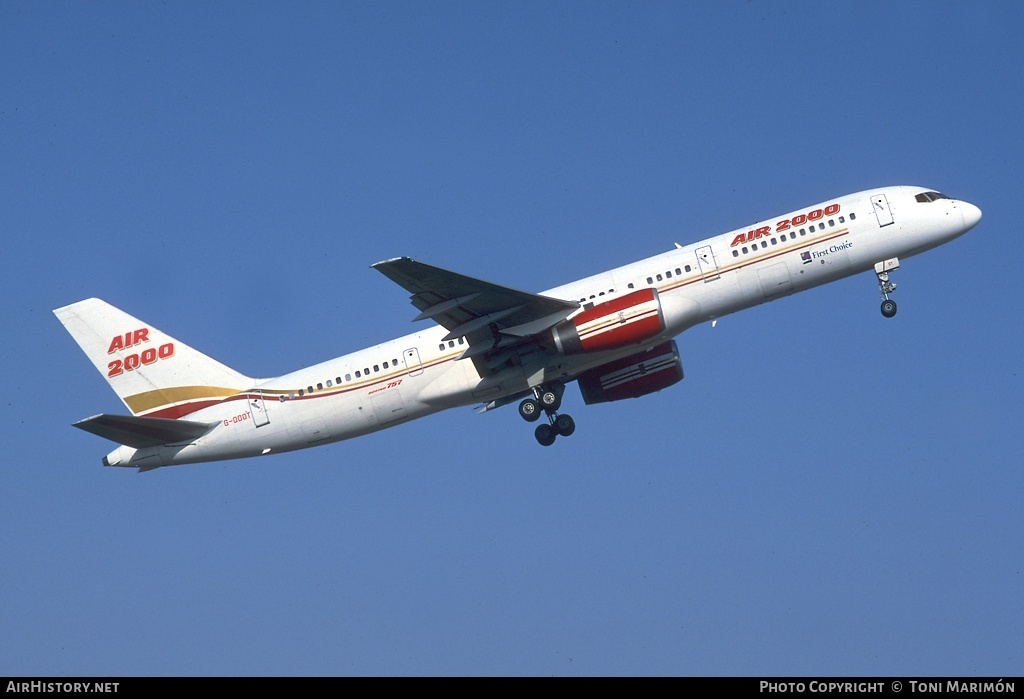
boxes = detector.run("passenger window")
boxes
[829,219,835,227]
[628,283,634,289]
[345,374,351,382]
[675,268,681,275]
[373,365,379,372]
[656,274,663,281]
[742,246,748,254]
[355,370,361,378]
[850,212,856,220]
[771,238,777,245]
[647,277,653,284]
[308,386,314,393]
[732,250,739,257]
[298,389,304,397]
[665,271,672,279]
[317,383,323,390]
[685,265,691,272]
[326,380,332,388]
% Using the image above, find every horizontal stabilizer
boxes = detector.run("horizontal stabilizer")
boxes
[73,414,213,448]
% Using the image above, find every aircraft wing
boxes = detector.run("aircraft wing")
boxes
[73,414,213,448]
[372,257,579,363]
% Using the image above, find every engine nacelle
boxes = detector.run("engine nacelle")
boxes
[577,341,683,405]
[552,288,666,355]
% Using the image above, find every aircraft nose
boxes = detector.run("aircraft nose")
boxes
[960,201,982,231]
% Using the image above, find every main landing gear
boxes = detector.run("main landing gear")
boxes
[518,385,576,446]
[874,258,900,318]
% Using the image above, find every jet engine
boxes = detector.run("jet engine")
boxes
[577,341,683,404]
[551,288,665,355]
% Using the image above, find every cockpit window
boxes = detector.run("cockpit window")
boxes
[915,191,951,203]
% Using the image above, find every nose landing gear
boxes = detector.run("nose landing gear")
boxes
[874,258,900,318]
[519,384,575,446]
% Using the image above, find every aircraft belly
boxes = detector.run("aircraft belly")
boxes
[851,227,908,269]
[693,269,741,310]
[757,261,794,300]
[416,358,488,407]
[370,389,406,425]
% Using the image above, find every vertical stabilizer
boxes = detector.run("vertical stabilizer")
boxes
[54,298,254,419]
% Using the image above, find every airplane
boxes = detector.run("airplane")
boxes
[54,185,981,471]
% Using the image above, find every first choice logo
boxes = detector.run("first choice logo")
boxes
[805,240,854,263]
[106,327,175,378]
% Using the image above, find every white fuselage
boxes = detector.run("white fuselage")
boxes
[104,186,980,468]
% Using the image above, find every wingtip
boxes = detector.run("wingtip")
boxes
[371,256,411,269]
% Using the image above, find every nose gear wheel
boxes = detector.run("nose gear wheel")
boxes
[874,259,900,318]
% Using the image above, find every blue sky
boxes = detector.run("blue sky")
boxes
[2,1,1021,676]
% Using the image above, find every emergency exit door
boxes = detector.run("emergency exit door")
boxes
[248,390,270,428]
[871,194,894,227]
[695,245,720,282]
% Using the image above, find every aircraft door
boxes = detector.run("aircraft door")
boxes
[403,347,423,376]
[871,194,894,227]
[695,245,720,282]
[248,390,270,428]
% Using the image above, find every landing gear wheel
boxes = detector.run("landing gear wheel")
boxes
[535,423,557,447]
[518,398,541,422]
[874,261,900,318]
[539,390,561,412]
[555,413,576,437]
